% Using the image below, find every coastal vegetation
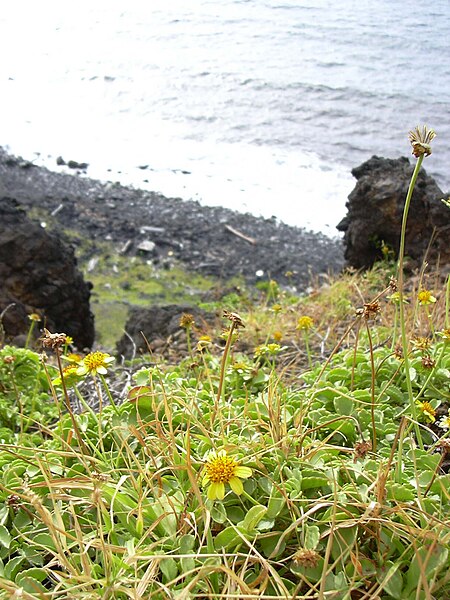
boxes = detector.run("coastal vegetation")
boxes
[0,128,449,599]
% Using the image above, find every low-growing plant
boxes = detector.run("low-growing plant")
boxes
[0,127,449,599]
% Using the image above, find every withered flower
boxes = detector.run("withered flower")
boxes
[40,328,68,350]
[292,548,320,569]
[409,126,436,158]
[358,301,381,320]
[223,310,245,328]
[354,440,372,461]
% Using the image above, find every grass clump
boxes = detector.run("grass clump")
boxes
[0,127,449,599]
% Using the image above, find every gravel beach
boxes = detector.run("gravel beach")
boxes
[0,147,345,290]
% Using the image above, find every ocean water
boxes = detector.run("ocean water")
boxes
[0,0,449,234]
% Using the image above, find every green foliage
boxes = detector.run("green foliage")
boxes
[0,346,58,443]
[0,246,449,598]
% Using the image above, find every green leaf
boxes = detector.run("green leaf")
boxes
[214,526,246,551]
[226,505,245,524]
[304,525,320,550]
[179,534,195,553]
[211,502,227,524]
[404,544,448,596]
[377,562,404,600]
[267,487,285,519]
[0,525,11,549]
[159,557,178,582]
[240,505,267,533]
[4,556,24,580]
[386,483,415,502]
[334,396,354,415]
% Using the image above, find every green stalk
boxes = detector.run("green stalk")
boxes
[397,154,424,449]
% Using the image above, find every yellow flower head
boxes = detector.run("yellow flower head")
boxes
[416,401,436,423]
[417,289,437,306]
[202,449,252,501]
[196,335,212,351]
[52,364,81,387]
[65,353,83,364]
[273,330,283,342]
[387,292,408,305]
[297,316,314,331]
[408,125,436,158]
[411,336,432,352]
[76,351,115,377]
[437,328,450,342]
[179,313,195,329]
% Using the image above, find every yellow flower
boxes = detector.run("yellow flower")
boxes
[76,351,115,377]
[202,450,252,501]
[411,336,432,352]
[417,289,436,306]
[297,316,314,331]
[196,335,212,351]
[179,313,195,328]
[52,364,81,387]
[387,292,408,305]
[416,401,436,423]
[437,329,450,341]
[273,330,283,342]
[65,353,83,364]
[408,125,436,158]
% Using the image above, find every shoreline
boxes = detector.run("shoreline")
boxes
[0,146,345,291]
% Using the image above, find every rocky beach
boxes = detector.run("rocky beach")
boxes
[0,147,345,288]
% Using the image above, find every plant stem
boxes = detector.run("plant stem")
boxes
[216,322,236,407]
[397,154,424,449]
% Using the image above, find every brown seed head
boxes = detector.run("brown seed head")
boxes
[292,548,320,569]
[354,440,372,460]
[388,276,398,293]
[362,301,381,320]
[421,355,436,369]
[40,328,68,350]
[223,310,245,328]
[409,125,436,158]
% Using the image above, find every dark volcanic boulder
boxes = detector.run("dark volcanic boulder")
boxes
[0,198,94,348]
[337,156,450,269]
[117,304,217,358]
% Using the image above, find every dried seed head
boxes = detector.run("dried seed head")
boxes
[362,301,381,320]
[40,328,68,350]
[292,548,320,569]
[223,310,245,328]
[421,355,436,369]
[409,125,436,158]
[354,440,372,460]
[388,276,398,293]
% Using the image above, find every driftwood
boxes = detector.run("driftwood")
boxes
[224,224,256,245]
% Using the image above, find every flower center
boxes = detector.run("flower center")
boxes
[205,456,238,483]
[84,352,108,370]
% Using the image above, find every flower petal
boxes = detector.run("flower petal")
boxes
[208,482,225,501]
[234,466,252,479]
[229,477,244,495]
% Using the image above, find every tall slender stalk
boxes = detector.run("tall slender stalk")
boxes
[397,155,424,447]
